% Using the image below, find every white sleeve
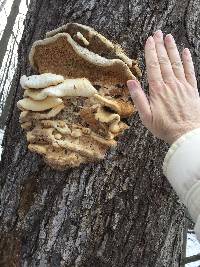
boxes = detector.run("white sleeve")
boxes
[163,128,200,241]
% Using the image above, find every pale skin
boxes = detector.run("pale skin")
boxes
[127,30,200,145]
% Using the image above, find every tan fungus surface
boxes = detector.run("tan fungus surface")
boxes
[17,23,141,169]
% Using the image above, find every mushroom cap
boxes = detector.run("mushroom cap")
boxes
[46,22,133,68]
[17,97,63,111]
[24,78,97,100]
[29,32,135,87]
[20,73,64,89]
[18,23,141,169]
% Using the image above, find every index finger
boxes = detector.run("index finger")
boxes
[145,36,163,85]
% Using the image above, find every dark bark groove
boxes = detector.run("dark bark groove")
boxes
[1,0,200,266]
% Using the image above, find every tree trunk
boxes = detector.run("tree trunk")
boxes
[0,0,21,71]
[1,0,199,266]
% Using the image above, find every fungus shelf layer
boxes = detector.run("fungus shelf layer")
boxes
[17,23,141,169]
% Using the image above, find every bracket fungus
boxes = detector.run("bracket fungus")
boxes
[17,23,141,169]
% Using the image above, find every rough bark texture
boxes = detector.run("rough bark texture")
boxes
[0,0,21,71]
[0,0,22,129]
[1,0,200,266]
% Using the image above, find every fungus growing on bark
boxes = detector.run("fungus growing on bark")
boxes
[46,22,134,68]
[17,97,63,111]
[24,78,97,100]
[20,73,64,89]
[17,23,141,169]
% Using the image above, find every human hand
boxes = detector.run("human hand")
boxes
[127,30,200,144]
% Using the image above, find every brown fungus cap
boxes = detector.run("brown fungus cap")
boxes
[17,23,141,170]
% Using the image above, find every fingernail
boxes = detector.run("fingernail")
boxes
[184,48,191,56]
[146,36,154,44]
[127,80,138,97]
[165,34,174,42]
[154,30,163,38]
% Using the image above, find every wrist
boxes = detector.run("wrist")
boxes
[167,124,200,145]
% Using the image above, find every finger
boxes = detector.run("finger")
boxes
[144,36,163,86]
[153,30,175,82]
[127,80,152,126]
[182,48,197,89]
[164,34,185,80]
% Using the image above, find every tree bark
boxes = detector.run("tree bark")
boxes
[0,0,21,71]
[1,0,200,266]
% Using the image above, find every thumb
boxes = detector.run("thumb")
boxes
[127,80,152,127]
